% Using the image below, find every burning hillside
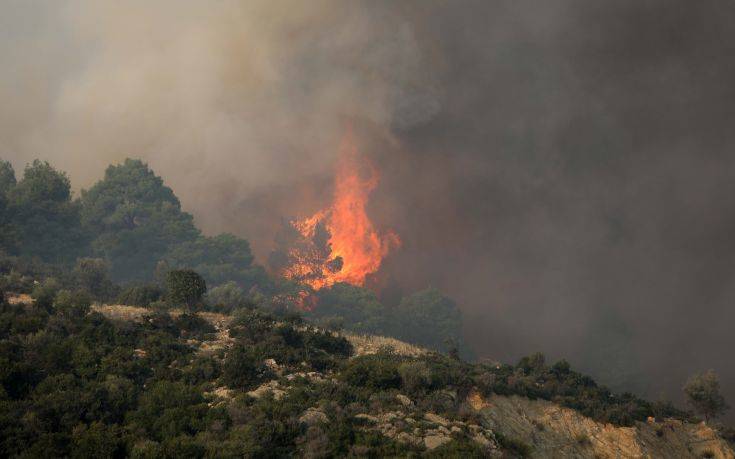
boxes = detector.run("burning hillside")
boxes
[269,130,400,291]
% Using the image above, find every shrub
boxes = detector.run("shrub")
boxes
[31,278,61,311]
[174,313,216,340]
[683,370,729,422]
[206,281,248,312]
[54,290,92,318]
[398,361,433,395]
[341,354,402,390]
[222,344,272,390]
[72,258,118,301]
[425,438,487,458]
[495,432,532,457]
[117,284,163,307]
[166,269,206,310]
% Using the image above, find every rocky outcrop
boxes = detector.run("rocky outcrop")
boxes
[353,407,498,452]
[470,391,735,459]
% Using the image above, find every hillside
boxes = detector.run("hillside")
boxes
[2,295,729,458]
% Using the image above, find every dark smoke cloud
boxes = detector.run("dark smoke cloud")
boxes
[2,0,735,413]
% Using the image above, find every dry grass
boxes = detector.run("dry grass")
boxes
[344,332,427,357]
[6,293,33,305]
[91,304,149,322]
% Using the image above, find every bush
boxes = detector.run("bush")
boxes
[425,438,487,458]
[166,269,206,310]
[31,278,61,311]
[341,354,402,391]
[117,284,163,307]
[72,258,118,301]
[174,313,216,340]
[54,290,92,318]
[399,361,434,395]
[222,344,272,390]
[205,281,249,312]
[495,432,532,457]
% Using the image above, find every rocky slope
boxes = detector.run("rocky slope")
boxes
[91,304,734,458]
[472,392,733,458]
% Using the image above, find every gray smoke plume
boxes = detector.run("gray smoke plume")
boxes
[2,0,735,416]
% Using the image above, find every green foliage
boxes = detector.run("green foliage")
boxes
[425,437,487,458]
[683,370,729,422]
[393,288,466,355]
[205,281,250,312]
[0,160,15,195]
[71,422,125,459]
[398,360,434,395]
[72,258,118,301]
[341,353,403,390]
[307,284,469,358]
[474,353,692,427]
[127,381,208,441]
[0,161,18,250]
[54,290,92,318]
[116,283,163,307]
[3,160,87,263]
[80,159,199,281]
[165,234,270,291]
[174,313,216,340]
[31,277,62,311]
[222,343,271,390]
[310,283,389,334]
[224,308,352,379]
[166,269,207,310]
[494,432,532,457]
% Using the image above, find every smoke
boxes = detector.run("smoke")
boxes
[3,0,735,414]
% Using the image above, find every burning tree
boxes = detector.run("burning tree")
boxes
[269,130,399,293]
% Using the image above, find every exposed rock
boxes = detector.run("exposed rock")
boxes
[396,394,413,407]
[424,412,450,426]
[299,408,328,426]
[424,434,451,450]
[355,413,379,423]
[209,386,233,399]
[246,380,286,400]
[396,432,423,447]
[285,371,325,382]
[471,391,735,459]
[450,425,462,434]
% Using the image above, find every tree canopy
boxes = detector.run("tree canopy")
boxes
[2,160,86,263]
[683,370,729,422]
[80,159,199,281]
[164,234,269,291]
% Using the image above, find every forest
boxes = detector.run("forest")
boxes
[1,158,730,457]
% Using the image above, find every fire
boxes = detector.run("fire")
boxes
[276,130,399,290]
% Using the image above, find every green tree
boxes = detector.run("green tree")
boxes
[54,290,92,318]
[166,269,207,310]
[165,233,269,290]
[392,288,465,354]
[4,160,86,262]
[0,161,16,249]
[72,258,117,300]
[80,159,199,281]
[309,283,388,334]
[206,281,248,311]
[0,160,15,195]
[683,370,729,422]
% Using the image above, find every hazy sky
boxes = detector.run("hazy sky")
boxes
[2,0,735,412]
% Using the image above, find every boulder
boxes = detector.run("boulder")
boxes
[424,434,451,450]
[424,412,450,426]
[299,408,328,426]
[396,394,413,407]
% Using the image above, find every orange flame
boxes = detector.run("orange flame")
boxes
[280,130,399,290]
